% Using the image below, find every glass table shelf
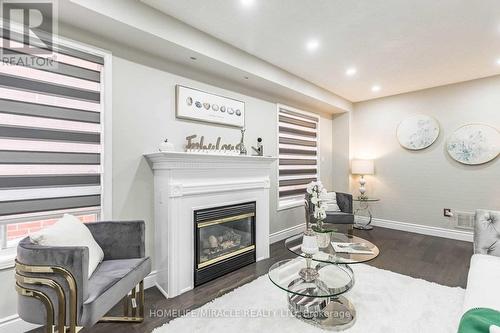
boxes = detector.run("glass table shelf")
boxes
[268,257,354,298]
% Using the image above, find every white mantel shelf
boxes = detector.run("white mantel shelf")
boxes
[145,151,274,299]
[144,151,276,169]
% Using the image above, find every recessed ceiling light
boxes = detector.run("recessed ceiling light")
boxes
[496,58,500,65]
[345,67,357,76]
[240,0,255,7]
[371,85,381,92]
[306,39,320,52]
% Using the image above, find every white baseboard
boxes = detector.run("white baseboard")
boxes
[268,217,473,244]
[360,217,473,242]
[269,223,304,244]
[0,270,159,333]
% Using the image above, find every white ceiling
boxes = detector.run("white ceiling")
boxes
[141,0,500,102]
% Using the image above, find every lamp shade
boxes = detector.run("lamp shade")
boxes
[351,159,374,175]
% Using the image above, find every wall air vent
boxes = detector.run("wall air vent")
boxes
[455,211,475,230]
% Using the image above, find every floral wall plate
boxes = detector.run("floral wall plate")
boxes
[397,114,440,150]
[446,124,500,165]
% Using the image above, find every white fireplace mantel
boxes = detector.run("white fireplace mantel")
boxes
[144,152,276,298]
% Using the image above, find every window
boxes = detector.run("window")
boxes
[277,105,320,210]
[0,28,108,256]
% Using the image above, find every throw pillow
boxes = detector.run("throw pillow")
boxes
[30,214,104,278]
[323,192,341,212]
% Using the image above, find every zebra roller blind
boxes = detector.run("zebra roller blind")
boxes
[278,106,319,200]
[0,34,104,220]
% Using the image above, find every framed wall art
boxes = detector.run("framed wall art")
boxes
[176,85,245,128]
[397,114,440,150]
[446,123,500,165]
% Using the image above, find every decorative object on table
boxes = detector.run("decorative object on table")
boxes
[353,197,380,230]
[239,128,247,155]
[184,134,244,154]
[397,114,440,150]
[305,181,327,229]
[158,138,175,152]
[176,85,245,128]
[446,124,500,165]
[331,241,375,254]
[251,137,264,156]
[351,159,375,200]
[305,181,333,247]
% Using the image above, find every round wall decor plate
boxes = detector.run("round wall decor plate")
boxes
[397,114,440,150]
[446,124,500,165]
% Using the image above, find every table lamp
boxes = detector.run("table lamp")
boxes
[351,159,374,200]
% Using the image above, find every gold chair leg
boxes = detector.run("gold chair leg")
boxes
[99,280,145,323]
[131,285,137,317]
[138,280,145,318]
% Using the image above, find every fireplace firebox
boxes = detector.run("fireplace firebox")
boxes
[194,202,256,286]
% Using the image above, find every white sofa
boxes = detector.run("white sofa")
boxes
[463,254,500,313]
[462,209,500,314]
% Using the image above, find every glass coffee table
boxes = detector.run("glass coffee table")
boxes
[268,233,379,330]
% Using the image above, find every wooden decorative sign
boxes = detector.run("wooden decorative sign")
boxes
[176,85,245,128]
[185,135,242,152]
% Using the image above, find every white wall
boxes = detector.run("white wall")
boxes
[349,76,500,229]
[332,112,351,193]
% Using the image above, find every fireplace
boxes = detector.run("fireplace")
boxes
[146,152,274,298]
[194,202,256,286]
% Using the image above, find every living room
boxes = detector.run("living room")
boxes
[0,1,499,332]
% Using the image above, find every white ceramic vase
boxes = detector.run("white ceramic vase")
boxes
[159,139,174,152]
[301,234,319,255]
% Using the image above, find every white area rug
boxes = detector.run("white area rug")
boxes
[153,264,465,333]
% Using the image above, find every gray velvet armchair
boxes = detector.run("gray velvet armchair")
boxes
[308,192,354,233]
[15,221,151,333]
[324,192,355,234]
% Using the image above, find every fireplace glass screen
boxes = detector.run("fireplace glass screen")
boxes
[194,202,256,286]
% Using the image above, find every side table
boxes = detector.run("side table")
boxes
[353,198,380,230]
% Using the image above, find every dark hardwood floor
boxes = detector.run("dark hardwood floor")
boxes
[29,227,473,333]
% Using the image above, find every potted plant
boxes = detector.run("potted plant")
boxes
[305,181,332,247]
